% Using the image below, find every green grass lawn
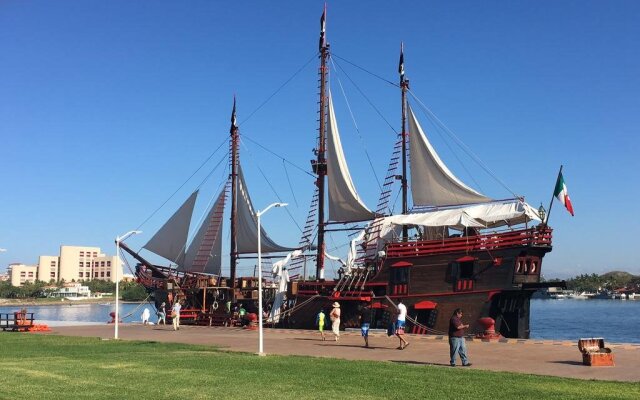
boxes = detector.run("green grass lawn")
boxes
[0,334,636,400]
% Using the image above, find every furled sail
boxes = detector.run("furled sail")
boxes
[326,94,375,222]
[408,104,492,206]
[142,191,198,263]
[379,199,541,236]
[236,166,295,254]
[179,188,225,275]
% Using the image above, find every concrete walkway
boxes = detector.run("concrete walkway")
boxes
[45,324,640,382]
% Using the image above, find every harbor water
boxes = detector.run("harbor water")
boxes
[2,299,639,343]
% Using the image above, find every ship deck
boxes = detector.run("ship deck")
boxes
[42,324,639,382]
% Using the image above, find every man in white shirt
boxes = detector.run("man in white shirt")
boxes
[396,300,409,350]
[171,301,182,331]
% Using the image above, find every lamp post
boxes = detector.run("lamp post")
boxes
[114,230,142,339]
[256,202,287,356]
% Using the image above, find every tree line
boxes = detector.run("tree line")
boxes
[0,279,148,301]
[546,271,640,293]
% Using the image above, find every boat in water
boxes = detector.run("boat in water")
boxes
[120,7,562,339]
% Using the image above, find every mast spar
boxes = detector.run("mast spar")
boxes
[230,97,239,294]
[399,42,410,240]
[315,6,328,280]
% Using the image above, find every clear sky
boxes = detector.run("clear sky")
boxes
[1,1,639,279]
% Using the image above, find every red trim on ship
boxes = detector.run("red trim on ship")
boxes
[414,300,437,310]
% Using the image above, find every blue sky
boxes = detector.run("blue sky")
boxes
[1,1,639,279]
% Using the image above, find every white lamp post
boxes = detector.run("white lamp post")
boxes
[256,202,287,356]
[114,230,142,339]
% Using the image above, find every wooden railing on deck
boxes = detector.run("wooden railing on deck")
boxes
[385,226,552,258]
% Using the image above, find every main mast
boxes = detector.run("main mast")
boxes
[399,43,410,240]
[229,98,239,293]
[315,7,328,280]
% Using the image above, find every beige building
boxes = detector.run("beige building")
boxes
[56,245,121,283]
[8,263,38,286]
[8,245,122,287]
[38,255,59,282]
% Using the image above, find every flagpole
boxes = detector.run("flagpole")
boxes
[544,165,563,225]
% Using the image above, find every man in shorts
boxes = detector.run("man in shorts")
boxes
[359,304,373,348]
[396,299,409,350]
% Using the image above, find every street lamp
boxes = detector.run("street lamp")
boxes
[114,230,142,339]
[256,202,287,356]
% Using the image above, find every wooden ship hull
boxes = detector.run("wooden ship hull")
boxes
[283,226,554,339]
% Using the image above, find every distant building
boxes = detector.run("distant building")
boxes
[48,282,91,298]
[7,245,122,287]
[38,255,59,282]
[8,263,38,286]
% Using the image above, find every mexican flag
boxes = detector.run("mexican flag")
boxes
[553,172,574,216]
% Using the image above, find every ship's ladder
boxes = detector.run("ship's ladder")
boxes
[191,181,229,273]
[354,134,404,270]
[288,186,319,275]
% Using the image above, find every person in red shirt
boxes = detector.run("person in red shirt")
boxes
[448,308,472,367]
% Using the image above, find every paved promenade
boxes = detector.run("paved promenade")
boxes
[46,324,640,382]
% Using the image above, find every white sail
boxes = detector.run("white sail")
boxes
[408,104,491,206]
[143,191,198,264]
[180,188,225,275]
[326,94,375,222]
[236,166,295,254]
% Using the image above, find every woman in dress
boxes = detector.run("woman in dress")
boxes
[329,302,341,341]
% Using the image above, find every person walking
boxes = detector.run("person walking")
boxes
[141,307,151,325]
[359,304,372,348]
[157,302,166,325]
[171,300,182,331]
[448,308,472,367]
[396,299,409,350]
[316,309,327,341]
[329,302,341,341]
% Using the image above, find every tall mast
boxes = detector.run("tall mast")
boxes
[399,43,410,240]
[315,6,328,280]
[229,98,239,292]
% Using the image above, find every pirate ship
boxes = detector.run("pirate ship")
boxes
[120,8,560,338]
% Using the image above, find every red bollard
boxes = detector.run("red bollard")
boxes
[476,317,503,340]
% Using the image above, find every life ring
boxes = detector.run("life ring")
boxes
[211,300,219,311]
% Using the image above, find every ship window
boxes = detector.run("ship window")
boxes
[531,261,538,273]
[525,260,531,273]
[516,260,523,273]
[391,267,409,284]
[459,261,474,279]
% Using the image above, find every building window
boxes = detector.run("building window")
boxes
[50,272,55,278]
[28,272,34,277]
[79,261,84,267]
[106,271,111,277]
[93,252,97,257]
[80,251,84,257]
[20,272,26,277]
[100,272,105,277]
[79,272,83,278]
[50,261,56,266]
[107,261,111,267]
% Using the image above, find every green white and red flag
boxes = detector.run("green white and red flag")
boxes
[553,172,574,216]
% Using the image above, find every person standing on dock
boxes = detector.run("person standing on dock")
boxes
[157,302,166,325]
[359,304,372,348]
[448,308,472,367]
[330,302,341,341]
[396,300,409,350]
[171,301,182,331]
[316,309,327,341]
[141,307,150,325]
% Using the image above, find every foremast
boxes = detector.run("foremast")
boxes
[399,43,409,241]
[315,7,329,280]
[229,98,239,294]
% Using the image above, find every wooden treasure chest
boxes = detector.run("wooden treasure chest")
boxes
[578,338,615,366]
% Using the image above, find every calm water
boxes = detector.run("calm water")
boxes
[2,299,639,343]
[530,299,640,343]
